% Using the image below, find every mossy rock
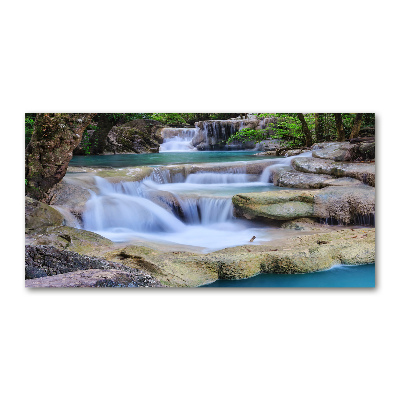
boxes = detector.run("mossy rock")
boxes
[25,196,64,230]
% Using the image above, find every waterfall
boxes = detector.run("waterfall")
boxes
[159,128,198,152]
[83,178,185,233]
[185,172,249,184]
[175,196,234,224]
[81,172,268,250]
[260,151,313,183]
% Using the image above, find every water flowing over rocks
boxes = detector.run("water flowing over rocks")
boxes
[25,138,375,286]
[25,245,164,287]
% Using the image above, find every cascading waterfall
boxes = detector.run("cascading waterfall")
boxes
[260,151,313,183]
[82,177,185,233]
[82,171,272,250]
[159,128,198,152]
[185,173,249,185]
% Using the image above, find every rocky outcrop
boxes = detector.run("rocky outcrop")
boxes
[311,141,375,162]
[314,185,375,225]
[25,113,96,200]
[47,180,92,220]
[271,166,334,189]
[192,118,275,150]
[233,191,315,220]
[292,157,375,187]
[232,184,375,225]
[26,269,164,288]
[102,229,375,284]
[25,245,164,287]
[105,119,164,154]
[25,197,64,231]
[25,226,114,253]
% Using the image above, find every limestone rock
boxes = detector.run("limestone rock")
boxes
[292,157,375,186]
[25,196,64,231]
[26,269,164,287]
[232,191,315,220]
[25,245,164,287]
[271,166,333,189]
[314,185,375,224]
[311,141,375,162]
[105,119,164,154]
[232,184,375,225]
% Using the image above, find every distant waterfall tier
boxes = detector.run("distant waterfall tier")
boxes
[159,128,198,152]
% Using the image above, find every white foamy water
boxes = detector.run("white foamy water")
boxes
[82,174,274,251]
[159,128,198,152]
[260,151,312,183]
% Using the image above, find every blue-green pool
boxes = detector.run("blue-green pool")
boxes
[203,264,375,288]
[70,151,279,168]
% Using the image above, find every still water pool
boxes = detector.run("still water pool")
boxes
[203,264,375,287]
[70,151,278,168]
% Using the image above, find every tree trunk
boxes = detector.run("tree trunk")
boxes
[334,113,346,142]
[349,113,363,139]
[25,113,95,201]
[297,113,313,147]
[315,113,324,142]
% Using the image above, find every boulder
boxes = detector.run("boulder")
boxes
[232,184,375,225]
[314,185,375,225]
[25,197,64,231]
[26,269,165,288]
[47,180,92,219]
[105,119,164,154]
[25,245,164,287]
[271,166,333,189]
[232,191,315,220]
[311,141,375,162]
[292,157,375,186]
[26,226,114,254]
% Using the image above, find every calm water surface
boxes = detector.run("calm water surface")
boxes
[203,264,375,287]
[71,151,279,168]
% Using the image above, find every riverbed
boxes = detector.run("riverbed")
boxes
[68,149,374,287]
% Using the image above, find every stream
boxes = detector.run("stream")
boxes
[68,127,375,286]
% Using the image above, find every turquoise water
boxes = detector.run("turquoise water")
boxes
[203,264,375,288]
[70,151,278,168]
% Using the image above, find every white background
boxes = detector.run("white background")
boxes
[1,1,398,399]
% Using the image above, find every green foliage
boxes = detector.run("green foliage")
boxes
[105,113,151,124]
[227,113,374,148]
[150,113,243,126]
[150,113,189,125]
[80,125,99,155]
[25,113,36,147]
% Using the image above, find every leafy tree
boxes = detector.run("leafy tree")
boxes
[227,113,374,148]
